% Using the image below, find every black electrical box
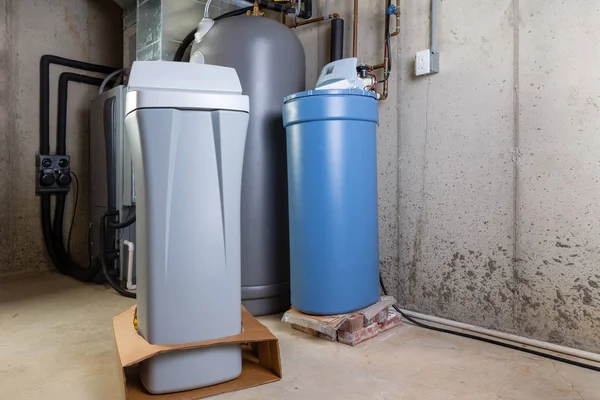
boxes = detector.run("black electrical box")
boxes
[35,154,71,195]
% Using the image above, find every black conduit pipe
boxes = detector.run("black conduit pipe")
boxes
[296,0,313,19]
[330,18,344,62]
[109,213,136,230]
[52,73,109,282]
[39,55,117,281]
[40,55,116,154]
[100,211,136,298]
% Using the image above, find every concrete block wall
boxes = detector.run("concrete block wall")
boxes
[0,0,122,276]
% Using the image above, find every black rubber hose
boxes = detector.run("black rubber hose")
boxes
[40,55,117,154]
[173,6,254,62]
[297,0,313,19]
[379,276,600,372]
[100,212,136,298]
[49,73,109,282]
[39,56,117,282]
[330,18,344,62]
[41,195,73,275]
[108,212,136,229]
[57,73,106,154]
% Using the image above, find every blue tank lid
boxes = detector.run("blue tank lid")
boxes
[284,88,377,103]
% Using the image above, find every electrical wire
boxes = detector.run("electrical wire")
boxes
[66,171,79,257]
[379,275,600,372]
[366,70,378,92]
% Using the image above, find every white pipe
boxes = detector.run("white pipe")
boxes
[99,69,123,95]
[401,309,600,364]
[123,240,136,290]
[204,0,213,18]
[430,0,437,52]
[324,0,330,19]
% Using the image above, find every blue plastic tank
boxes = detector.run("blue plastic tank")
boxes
[282,89,380,315]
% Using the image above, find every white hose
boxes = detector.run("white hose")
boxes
[400,309,600,364]
[204,0,213,18]
[98,69,123,95]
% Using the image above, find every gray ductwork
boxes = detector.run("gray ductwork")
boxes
[111,0,136,10]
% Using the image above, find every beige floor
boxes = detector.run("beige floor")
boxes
[0,272,598,400]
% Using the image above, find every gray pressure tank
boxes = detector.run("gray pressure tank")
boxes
[198,16,306,315]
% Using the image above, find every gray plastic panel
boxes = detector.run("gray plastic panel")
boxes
[125,107,248,394]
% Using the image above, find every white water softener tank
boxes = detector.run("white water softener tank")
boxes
[125,61,249,394]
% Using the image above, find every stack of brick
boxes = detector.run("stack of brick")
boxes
[282,296,402,346]
[337,308,401,346]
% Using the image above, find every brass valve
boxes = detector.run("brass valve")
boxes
[247,0,264,16]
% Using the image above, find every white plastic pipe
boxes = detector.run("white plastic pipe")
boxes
[430,0,438,52]
[204,0,213,18]
[400,309,600,364]
[123,240,136,290]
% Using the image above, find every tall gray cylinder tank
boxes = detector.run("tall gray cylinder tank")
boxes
[198,16,306,315]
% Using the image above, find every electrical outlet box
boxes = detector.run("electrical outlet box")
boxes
[35,154,71,195]
[415,49,439,76]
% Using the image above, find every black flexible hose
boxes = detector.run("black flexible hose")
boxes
[379,276,600,372]
[41,195,72,275]
[100,212,136,299]
[40,55,117,154]
[56,73,106,154]
[49,73,111,282]
[39,56,117,282]
[108,212,136,229]
[293,0,313,19]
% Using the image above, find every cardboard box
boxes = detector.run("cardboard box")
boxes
[113,306,282,399]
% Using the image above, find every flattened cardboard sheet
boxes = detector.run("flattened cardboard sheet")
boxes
[113,306,282,399]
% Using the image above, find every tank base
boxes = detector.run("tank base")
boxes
[140,344,241,394]
[243,292,290,316]
[292,297,379,316]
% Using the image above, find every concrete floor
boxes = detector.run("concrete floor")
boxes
[0,272,598,400]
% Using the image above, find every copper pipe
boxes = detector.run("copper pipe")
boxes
[380,40,390,100]
[287,13,340,28]
[365,0,400,100]
[377,0,393,100]
[353,0,359,57]
[391,0,400,37]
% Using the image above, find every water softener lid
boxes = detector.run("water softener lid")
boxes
[282,88,379,127]
[284,88,377,103]
[126,61,249,115]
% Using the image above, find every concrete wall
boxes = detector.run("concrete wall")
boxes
[297,0,600,352]
[0,0,122,276]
